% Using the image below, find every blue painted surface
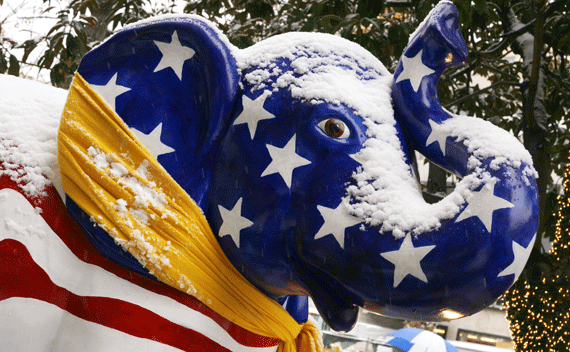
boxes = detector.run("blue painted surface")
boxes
[65,2,539,332]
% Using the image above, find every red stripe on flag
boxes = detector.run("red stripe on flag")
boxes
[0,172,279,350]
[0,238,231,351]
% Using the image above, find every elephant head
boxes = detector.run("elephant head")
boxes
[65,2,538,332]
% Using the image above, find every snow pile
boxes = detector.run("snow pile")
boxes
[443,113,535,177]
[235,34,454,237]
[234,33,534,238]
[85,146,172,273]
[0,74,67,197]
[347,115,536,238]
[236,32,393,121]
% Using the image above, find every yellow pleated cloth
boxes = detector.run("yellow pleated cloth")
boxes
[57,72,322,352]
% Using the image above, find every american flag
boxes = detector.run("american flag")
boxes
[0,172,279,351]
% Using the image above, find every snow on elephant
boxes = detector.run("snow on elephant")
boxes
[0,1,537,350]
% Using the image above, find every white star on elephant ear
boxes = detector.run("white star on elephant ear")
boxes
[395,49,435,92]
[218,198,253,248]
[498,234,536,282]
[455,179,514,233]
[153,30,196,80]
[425,119,448,155]
[314,201,362,249]
[261,134,311,189]
[380,234,436,288]
[233,93,275,139]
[130,123,175,159]
[90,72,131,112]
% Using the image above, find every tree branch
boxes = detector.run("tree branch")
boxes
[479,62,520,81]
[501,3,550,254]
[482,0,565,58]
[443,81,521,109]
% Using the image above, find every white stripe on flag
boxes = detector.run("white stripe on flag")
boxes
[0,297,185,352]
[0,188,278,352]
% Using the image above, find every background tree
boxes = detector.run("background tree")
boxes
[1,0,178,87]
[504,157,570,351]
[0,0,22,76]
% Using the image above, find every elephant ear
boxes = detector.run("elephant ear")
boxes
[77,15,240,205]
[66,16,239,278]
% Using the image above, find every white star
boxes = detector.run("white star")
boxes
[349,152,365,165]
[498,234,536,280]
[395,49,435,92]
[130,123,175,159]
[261,134,311,189]
[455,179,514,233]
[233,94,275,139]
[380,234,436,288]
[90,73,130,111]
[314,201,362,249]
[281,296,289,309]
[218,198,253,248]
[425,119,448,155]
[153,30,196,80]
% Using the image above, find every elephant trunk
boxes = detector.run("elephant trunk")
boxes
[392,2,538,213]
[363,1,539,320]
[299,2,538,329]
[393,2,469,176]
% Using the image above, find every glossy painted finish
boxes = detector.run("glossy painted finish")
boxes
[66,1,539,333]
[389,1,539,320]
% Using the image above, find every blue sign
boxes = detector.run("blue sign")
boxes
[386,328,458,352]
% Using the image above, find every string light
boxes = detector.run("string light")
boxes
[504,158,570,351]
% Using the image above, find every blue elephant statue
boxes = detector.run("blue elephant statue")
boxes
[0,1,538,350]
[66,1,537,330]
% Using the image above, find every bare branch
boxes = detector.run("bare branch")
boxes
[443,81,521,109]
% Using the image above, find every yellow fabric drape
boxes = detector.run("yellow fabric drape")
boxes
[58,73,322,352]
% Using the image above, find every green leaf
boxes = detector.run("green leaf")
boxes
[474,0,486,15]
[357,0,384,18]
[387,24,407,60]
[50,62,67,87]
[8,54,20,76]
[0,55,8,73]
[66,35,81,58]
[40,51,55,69]
[20,39,39,63]
[46,23,64,37]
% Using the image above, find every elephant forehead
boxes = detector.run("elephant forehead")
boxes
[236,32,390,76]
[235,32,393,123]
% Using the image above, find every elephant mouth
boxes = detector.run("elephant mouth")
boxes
[291,253,362,332]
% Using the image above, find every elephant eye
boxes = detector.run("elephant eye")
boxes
[318,118,350,139]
